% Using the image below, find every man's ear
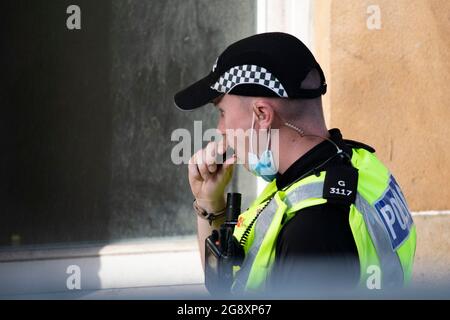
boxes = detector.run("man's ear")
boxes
[252,99,275,129]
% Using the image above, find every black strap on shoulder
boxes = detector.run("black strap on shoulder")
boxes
[323,164,358,205]
[343,139,376,153]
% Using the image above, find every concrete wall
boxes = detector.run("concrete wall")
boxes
[108,0,257,239]
[0,237,206,298]
[314,0,450,211]
[0,0,256,246]
[0,0,257,296]
[314,0,450,284]
[0,0,113,246]
[413,214,450,286]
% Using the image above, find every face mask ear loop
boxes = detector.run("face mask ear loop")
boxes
[250,112,256,155]
[265,126,272,152]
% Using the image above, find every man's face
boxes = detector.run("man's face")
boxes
[214,94,253,168]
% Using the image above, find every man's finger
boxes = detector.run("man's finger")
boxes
[197,162,211,181]
[205,142,218,171]
[207,163,218,173]
[217,137,227,156]
[188,154,203,181]
[222,153,236,171]
[188,163,201,180]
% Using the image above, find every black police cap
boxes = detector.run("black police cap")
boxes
[174,32,327,111]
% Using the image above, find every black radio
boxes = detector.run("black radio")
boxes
[204,192,244,295]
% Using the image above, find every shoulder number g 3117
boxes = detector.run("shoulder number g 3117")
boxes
[329,187,353,196]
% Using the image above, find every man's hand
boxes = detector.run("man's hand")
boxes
[188,139,236,213]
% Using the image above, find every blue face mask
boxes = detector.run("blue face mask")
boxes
[248,113,278,182]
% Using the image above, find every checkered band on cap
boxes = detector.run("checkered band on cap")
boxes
[211,65,288,98]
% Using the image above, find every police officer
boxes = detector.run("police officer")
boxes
[174,32,416,295]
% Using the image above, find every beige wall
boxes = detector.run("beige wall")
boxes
[413,215,450,285]
[314,0,450,211]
